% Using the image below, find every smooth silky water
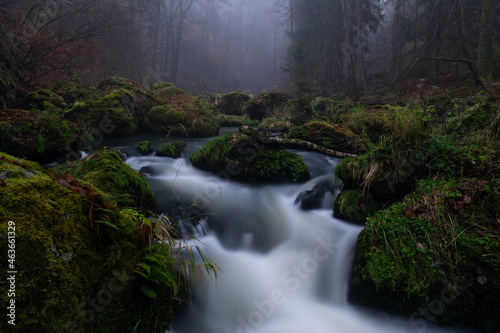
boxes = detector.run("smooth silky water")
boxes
[104,132,472,333]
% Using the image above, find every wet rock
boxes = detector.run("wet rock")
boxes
[294,180,334,210]
[165,201,205,238]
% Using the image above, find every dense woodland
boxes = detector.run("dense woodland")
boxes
[1,1,500,333]
[1,0,499,96]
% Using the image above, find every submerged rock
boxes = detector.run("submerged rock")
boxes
[165,201,206,238]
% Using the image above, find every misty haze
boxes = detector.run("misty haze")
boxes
[1,1,499,333]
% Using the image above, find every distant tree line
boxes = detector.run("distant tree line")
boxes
[1,0,498,94]
[0,0,285,93]
[279,0,499,95]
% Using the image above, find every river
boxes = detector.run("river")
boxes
[104,129,471,333]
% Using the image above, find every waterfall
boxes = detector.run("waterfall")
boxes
[120,141,470,333]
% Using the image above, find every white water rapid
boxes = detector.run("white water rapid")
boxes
[116,136,470,333]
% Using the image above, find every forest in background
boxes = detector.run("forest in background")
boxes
[1,0,499,97]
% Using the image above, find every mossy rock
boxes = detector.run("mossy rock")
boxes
[151,82,176,90]
[51,81,89,104]
[334,146,425,202]
[219,91,251,115]
[146,104,219,137]
[0,153,182,332]
[24,89,66,113]
[157,141,186,158]
[0,109,80,163]
[56,149,155,211]
[287,121,367,154]
[0,153,139,331]
[349,178,500,332]
[94,88,138,135]
[136,140,153,155]
[333,189,382,224]
[97,77,160,125]
[190,133,309,183]
[258,117,291,132]
[246,91,292,120]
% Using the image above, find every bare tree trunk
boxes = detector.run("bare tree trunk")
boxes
[340,0,356,92]
[390,0,402,80]
[355,0,366,88]
[477,0,496,79]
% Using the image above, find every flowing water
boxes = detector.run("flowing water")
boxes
[105,131,471,333]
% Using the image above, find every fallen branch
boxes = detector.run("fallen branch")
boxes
[239,126,357,159]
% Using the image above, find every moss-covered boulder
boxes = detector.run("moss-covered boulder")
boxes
[349,178,500,333]
[287,121,367,154]
[219,91,251,115]
[157,141,186,158]
[56,149,155,211]
[333,189,383,224]
[23,88,67,114]
[246,91,292,121]
[52,81,89,104]
[190,133,309,183]
[94,88,138,135]
[258,117,291,132]
[0,152,181,333]
[97,77,159,121]
[147,103,219,137]
[136,140,153,155]
[0,109,80,163]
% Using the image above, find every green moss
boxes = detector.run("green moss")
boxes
[258,117,291,132]
[94,88,137,135]
[157,141,186,158]
[147,103,220,137]
[0,109,80,163]
[190,133,309,183]
[24,89,66,113]
[333,189,382,224]
[0,153,140,332]
[349,177,500,332]
[0,152,186,332]
[219,91,251,115]
[136,140,153,155]
[56,150,155,212]
[151,82,175,90]
[246,91,292,120]
[287,121,366,154]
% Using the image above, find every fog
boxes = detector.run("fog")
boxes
[175,0,289,94]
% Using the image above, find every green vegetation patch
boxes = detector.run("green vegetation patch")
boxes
[56,149,155,211]
[136,140,153,155]
[287,121,366,154]
[350,177,500,331]
[190,133,309,183]
[219,91,251,115]
[333,189,383,224]
[0,109,80,163]
[157,141,186,158]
